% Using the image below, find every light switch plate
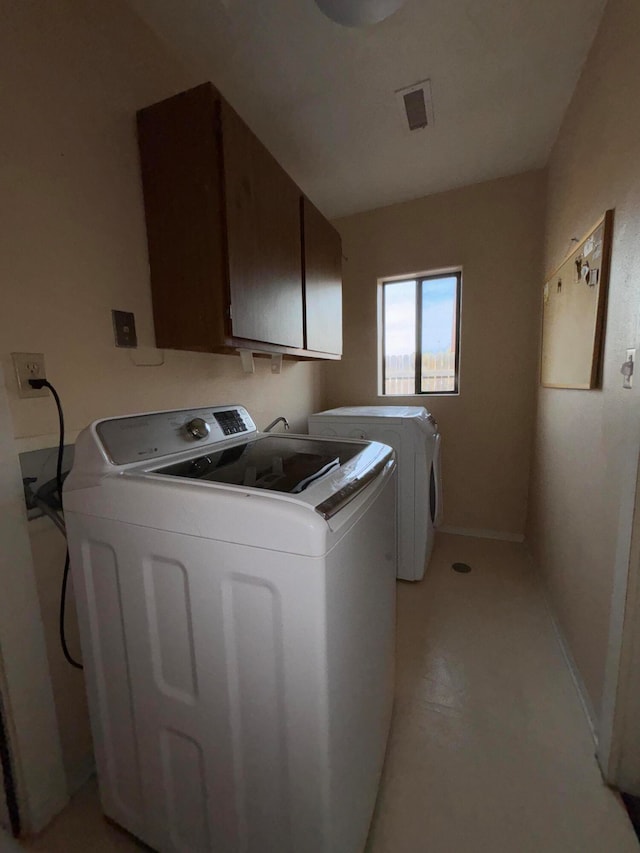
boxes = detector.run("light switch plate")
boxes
[112,310,137,348]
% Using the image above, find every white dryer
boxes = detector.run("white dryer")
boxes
[64,405,397,853]
[308,406,442,582]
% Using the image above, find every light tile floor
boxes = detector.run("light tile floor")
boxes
[19,534,639,852]
[365,534,639,852]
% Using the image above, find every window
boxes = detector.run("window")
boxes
[380,271,461,395]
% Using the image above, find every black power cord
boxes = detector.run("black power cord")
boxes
[29,379,83,671]
[59,550,82,670]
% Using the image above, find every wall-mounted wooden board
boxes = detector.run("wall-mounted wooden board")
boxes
[540,210,613,389]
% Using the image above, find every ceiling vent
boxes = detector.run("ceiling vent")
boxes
[395,80,434,132]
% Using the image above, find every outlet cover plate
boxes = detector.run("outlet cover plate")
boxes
[12,352,47,398]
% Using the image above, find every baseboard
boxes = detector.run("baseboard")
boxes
[547,603,598,744]
[523,549,599,745]
[438,526,525,543]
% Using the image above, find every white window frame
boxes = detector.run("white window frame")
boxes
[377,268,462,397]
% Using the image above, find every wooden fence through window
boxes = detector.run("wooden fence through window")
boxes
[384,351,455,394]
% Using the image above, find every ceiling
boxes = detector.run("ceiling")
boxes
[128,0,606,218]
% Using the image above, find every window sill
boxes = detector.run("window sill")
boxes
[377,392,460,398]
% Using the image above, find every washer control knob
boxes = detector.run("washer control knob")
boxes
[185,417,210,440]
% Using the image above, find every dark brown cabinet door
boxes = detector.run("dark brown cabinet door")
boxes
[302,197,342,355]
[137,84,227,352]
[221,101,304,349]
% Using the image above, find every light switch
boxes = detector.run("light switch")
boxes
[622,349,636,389]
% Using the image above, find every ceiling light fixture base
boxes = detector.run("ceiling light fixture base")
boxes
[314,0,406,27]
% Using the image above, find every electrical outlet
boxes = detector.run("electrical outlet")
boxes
[11,352,47,398]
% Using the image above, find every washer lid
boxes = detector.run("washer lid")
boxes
[310,405,438,430]
[312,405,426,419]
[151,435,362,495]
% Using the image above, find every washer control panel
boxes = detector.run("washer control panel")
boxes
[213,409,248,436]
[96,405,256,465]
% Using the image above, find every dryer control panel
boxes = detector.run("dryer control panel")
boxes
[95,405,256,465]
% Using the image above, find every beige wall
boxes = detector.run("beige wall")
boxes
[527,0,640,725]
[1,0,324,795]
[328,171,545,537]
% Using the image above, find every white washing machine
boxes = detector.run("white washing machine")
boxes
[308,406,442,582]
[64,405,397,853]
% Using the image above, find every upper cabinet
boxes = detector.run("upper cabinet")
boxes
[136,83,341,359]
[221,100,303,349]
[302,197,343,356]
